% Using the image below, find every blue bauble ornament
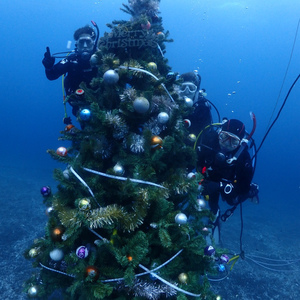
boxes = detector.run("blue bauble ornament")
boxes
[218,264,226,272]
[103,69,119,85]
[80,109,91,121]
[41,186,51,197]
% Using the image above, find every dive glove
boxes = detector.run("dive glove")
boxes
[42,47,55,69]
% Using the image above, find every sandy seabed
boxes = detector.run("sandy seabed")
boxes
[1,166,299,299]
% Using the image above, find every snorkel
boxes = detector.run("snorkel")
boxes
[226,112,256,164]
[91,20,99,52]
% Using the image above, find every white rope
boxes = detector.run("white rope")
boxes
[69,167,100,207]
[88,227,108,242]
[157,43,164,57]
[118,66,175,102]
[83,167,167,189]
[139,264,202,297]
[39,263,75,278]
[101,249,183,283]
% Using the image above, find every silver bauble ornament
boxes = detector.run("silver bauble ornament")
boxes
[63,169,70,179]
[49,248,64,261]
[28,286,38,298]
[103,69,119,84]
[195,198,206,211]
[113,163,125,176]
[175,213,188,225]
[187,172,196,179]
[185,97,193,107]
[157,112,169,124]
[90,54,98,66]
[133,97,150,113]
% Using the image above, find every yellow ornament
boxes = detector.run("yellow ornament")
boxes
[78,198,91,211]
[188,133,197,143]
[178,272,188,284]
[147,62,157,72]
[151,136,163,150]
[28,247,40,258]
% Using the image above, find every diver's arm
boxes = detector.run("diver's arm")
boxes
[45,58,70,81]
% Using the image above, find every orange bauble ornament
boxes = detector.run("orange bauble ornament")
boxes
[151,136,163,150]
[51,226,65,242]
[85,265,99,282]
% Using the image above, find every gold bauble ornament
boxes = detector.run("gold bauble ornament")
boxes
[28,247,40,258]
[188,133,197,143]
[151,136,163,150]
[147,62,157,72]
[78,198,91,211]
[178,272,188,284]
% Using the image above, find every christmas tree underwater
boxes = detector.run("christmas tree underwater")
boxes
[24,1,220,299]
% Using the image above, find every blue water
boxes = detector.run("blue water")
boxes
[1,0,299,298]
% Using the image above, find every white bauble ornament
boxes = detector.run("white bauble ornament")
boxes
[185,97,193,107]
[49,249,64,261]
[157,112,169,124]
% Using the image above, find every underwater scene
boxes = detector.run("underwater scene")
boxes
[1,0,300,299]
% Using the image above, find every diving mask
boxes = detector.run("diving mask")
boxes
[218,131,241,151]
[179,82,198,99]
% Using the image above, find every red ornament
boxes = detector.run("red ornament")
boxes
[141,21,151,30]
[65,124,74,131]
[56,147,68,157]
[85,265,99,282]
[75,89,85,96]
[183,119,191,128]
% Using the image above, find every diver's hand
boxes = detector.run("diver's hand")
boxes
[63,117,72,125]
[42,47,55,69]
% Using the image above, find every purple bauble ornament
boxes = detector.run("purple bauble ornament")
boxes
[204,245,215,256]
[76,246,89,259]
[220,254,229,264]
[40,186,51,197]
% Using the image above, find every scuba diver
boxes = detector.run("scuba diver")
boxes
[42,24,99,123]
[179,71,213,134]
[197,118,259,245]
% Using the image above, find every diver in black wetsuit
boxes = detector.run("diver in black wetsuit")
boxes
[197,119,258,244]
[178,71,213,135]
[42,25,98,121]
